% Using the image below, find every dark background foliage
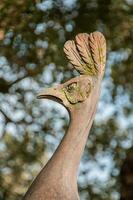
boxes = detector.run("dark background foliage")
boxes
[0,0,133,199]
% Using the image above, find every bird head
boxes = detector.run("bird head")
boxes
[37,31,106,113]
[37,75,92,111]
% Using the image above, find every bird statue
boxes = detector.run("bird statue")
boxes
[22,31,106,200]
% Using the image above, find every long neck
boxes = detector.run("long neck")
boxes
[45,79,101,180]
[23,79,102,200]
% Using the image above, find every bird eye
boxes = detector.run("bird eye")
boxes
[67,82,77,92]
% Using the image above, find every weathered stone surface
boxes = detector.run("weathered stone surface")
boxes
[22,31,106,200]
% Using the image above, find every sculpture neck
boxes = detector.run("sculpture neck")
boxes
[48,78,101,179]
[22,77,103,200]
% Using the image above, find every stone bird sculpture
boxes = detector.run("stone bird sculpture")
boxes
[22,31,106,200]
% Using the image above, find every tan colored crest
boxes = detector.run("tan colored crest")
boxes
[75,33,97,75]
[89,31,106,73]
[63,40,86,74]
[64,31,106,76]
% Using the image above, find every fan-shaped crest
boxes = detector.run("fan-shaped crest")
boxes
[64,31,106,76]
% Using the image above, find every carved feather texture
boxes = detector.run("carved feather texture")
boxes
[64,31,106,75]
[63,40,85,74]
[76,33,91,64]
[75,33,97,75]
[89,31,106,73]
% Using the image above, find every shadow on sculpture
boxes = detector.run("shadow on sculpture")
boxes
[22,31,106,200]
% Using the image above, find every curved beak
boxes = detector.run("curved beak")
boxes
[37,86,64,105]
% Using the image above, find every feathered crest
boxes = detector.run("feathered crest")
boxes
[64,31,106,76]
[89,32,106,72]
[63,40,85,74]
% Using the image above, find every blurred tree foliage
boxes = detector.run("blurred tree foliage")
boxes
[0,0,133,200]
